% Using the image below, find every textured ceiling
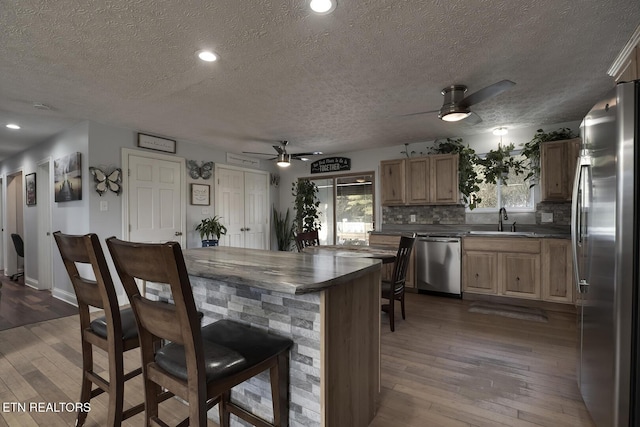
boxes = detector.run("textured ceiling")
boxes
[1,0,639,162]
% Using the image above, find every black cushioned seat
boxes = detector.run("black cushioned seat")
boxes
[155,319,293,382]
[90,307,139,341]
[91,307,204,341]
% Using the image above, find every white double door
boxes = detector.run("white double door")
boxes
[215,165,269,250]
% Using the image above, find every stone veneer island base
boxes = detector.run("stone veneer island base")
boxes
[146,246,381,427]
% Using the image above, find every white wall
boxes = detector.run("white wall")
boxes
[277,120,582,228]
[0,120,280,305]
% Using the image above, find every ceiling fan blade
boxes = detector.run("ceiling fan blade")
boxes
[291,151,323,157]
[399,108,440,117]
[242,151,274,156]
[462,111,483,125]
[458,80,515,108]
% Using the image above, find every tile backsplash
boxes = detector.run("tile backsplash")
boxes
[382,205,466,225]
[382,202,572,226]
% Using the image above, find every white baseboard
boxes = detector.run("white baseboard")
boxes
[24,276,39,289]
[52,288,78,307]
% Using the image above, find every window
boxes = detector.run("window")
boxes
[308,173,374,245]
[472,153,534,211]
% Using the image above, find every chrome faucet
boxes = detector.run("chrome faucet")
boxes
[498,207,508,232]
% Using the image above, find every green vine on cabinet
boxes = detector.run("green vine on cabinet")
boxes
[475,142,527,185]
[520,128,577,188]
[427,138,483,209]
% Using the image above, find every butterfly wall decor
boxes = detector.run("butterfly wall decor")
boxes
[187,160,213,180]
[89,166,122,196]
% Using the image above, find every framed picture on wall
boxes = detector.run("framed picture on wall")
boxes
[190,183,210,205]
[25,173,36,206]
[54,152,82,202]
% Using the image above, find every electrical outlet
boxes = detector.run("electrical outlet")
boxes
[541,212,553,223]
[410,214,416,223]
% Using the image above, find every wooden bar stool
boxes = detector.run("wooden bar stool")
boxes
[106,237,293,427]
[381,233,416,332]
[53,232,145,426]
[294,230,319,252]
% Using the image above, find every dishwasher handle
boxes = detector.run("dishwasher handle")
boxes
[418,237,460,243]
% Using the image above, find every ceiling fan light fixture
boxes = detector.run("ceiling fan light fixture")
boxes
[310,0,336,14]
[440,111,471,122]
[276,153,291,167]
[6,123,21,130]
[493,127,508,136]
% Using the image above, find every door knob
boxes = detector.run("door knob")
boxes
[175,231,183,236]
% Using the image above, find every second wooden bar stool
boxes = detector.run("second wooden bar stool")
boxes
[53,232,145,426]
[106,237,293,427]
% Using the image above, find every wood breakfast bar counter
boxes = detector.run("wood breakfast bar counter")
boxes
[145,246,382,427]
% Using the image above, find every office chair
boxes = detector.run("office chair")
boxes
[10,233,24,281]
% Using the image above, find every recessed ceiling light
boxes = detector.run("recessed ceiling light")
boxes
[197,50,218,62]
[6,123,20,130]
[310,0,337,14]
[493,127,508,136]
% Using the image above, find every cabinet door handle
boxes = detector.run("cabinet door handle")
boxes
[175,231,183,236]
[245,228,250,231]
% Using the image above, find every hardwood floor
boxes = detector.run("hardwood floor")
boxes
[0,293,595,426]
[0,272,77,331]
[374,293,595,427]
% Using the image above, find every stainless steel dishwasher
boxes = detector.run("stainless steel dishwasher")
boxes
[416,236,461,297]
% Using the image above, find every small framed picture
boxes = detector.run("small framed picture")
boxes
[190,183,210,205]
[137,133,176,153]
[25,173,36,206]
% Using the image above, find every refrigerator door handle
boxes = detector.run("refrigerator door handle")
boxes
[571,157,590,293]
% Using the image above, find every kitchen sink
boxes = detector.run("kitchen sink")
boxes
[466,231,537,237]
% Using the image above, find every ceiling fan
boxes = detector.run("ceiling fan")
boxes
[243,141,323,167]
[403,79,516,125]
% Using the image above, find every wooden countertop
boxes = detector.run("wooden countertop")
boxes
[183,246,381,295]
[303,245,397,264]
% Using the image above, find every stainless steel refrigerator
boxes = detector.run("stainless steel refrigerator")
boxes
[572,79,639,427]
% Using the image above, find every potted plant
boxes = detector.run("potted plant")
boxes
[195,215,227,247]
[292,179,321,233]
[273,206,296,251]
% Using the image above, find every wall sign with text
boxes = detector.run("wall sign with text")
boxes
[310,157,351,174]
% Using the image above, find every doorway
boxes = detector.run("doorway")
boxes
[215,165,269,250]
[4,171,23,280]
[122,149,186,245]
[307,172,375,245]
[37,160,53,290]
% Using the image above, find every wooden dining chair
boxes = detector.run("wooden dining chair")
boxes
[106,237,293,427]
[53,232,145,426]
[295,230,320,252]
[381,233,416,332]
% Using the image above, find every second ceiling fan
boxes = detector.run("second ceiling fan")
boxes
[404,79,516,124]
[243,140,323,167]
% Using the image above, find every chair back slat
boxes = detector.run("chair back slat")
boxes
[134,298,185,344]
[54,232,119,315]
[295,230,320,252]
[391,234,416,288]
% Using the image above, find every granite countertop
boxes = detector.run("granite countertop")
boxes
[183,246,381,295]
[374,224,571,239]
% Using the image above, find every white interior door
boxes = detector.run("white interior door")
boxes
[125,151,185,245]
[37,161,52,290]
[244,171,268,249]
[216,167,244,247]
[215,165,269,249]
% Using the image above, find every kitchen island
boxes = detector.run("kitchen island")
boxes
[145,246,382,427]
